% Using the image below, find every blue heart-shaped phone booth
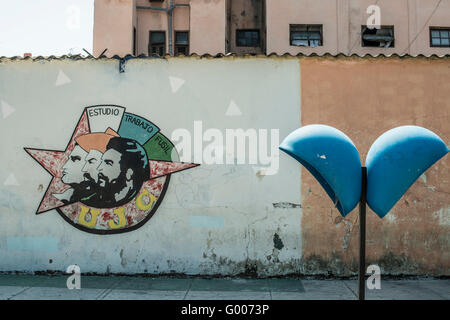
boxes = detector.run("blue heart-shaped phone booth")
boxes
[280,124,448,300]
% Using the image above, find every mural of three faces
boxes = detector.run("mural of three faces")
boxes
[57,129,149,208]
[26,105,197,233]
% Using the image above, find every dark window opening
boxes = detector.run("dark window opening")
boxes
[175,31,189,55]
[430,27,450,47]
[236,30,260,47]
[133,27,136,56]
[149,31,166,56]
[290,24,323,47]
[362,26,395,48]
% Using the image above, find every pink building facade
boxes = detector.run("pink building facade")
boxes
[93,0,450,57]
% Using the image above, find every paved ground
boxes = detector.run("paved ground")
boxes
[0,275,448,300]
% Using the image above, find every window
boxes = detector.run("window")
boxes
[236,30,260,47]
[133,27,136,56]
[362,26,395,48]
[290,25,323,47]
[430,27,450,47]
[175,31,189,55]
[149,31,166,56]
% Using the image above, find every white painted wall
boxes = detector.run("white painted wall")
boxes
[0,57,301,275]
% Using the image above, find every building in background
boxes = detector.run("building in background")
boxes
[93,0,450,57]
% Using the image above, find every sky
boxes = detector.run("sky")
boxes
[0,0,94,57]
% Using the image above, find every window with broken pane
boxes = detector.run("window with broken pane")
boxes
[236,30,260,47]
[361,26,395,48]
[290,25,323,47]
[430,27,450,47]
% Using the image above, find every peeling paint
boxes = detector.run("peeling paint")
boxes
[120,249,126,268]
[273,202,301,209]
[273,233,284,250]
[385,213,397,224]
[434,207,450,226]
[419,173,427,184]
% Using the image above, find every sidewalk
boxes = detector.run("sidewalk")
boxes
[0,275,448,300]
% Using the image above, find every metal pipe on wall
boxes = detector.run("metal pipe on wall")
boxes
[136,2,190,56]
[168,0,174,55]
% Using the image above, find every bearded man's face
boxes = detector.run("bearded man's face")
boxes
[97,148,133,198]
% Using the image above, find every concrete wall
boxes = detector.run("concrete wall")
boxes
[265,0,450,56]
[94,0,191,56]
[300,57,450,275]
[266,0,339,55]
[190,0,227,55]
[0,56,448,276]
[410,0,450,56]
[93,0,136,57]
[0,57,301,275]
[94,0,450,56]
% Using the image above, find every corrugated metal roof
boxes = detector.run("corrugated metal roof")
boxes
[1,52,449,61]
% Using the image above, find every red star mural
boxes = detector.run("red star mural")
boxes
[25,106,198,234]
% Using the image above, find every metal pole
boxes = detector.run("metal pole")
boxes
[168,0,173,56]
[137,1,189,56]
[358,166,367,300]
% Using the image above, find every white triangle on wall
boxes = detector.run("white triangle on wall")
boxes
[4,173,19,186]
[226,100,242,116]
[1,100,15,119]
[169,76,185,93]
[55,70,71,86]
